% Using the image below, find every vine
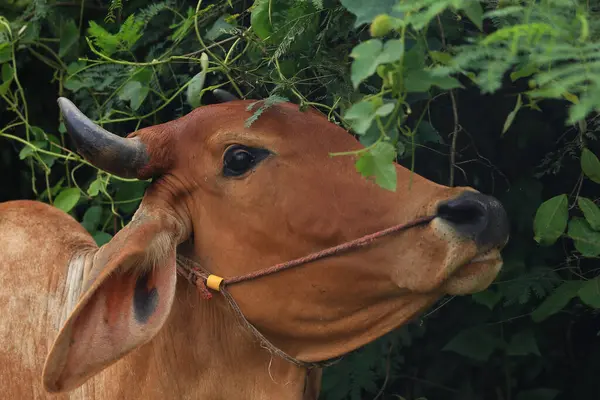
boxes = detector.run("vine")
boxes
[2,1,600,399]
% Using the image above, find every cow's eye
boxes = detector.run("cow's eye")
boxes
[223,145,269,177]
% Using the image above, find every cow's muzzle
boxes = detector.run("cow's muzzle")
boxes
[436,191,510,251]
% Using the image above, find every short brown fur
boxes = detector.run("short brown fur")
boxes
[0,101,506,399]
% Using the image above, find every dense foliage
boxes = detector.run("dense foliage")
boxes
[1,0,600,399]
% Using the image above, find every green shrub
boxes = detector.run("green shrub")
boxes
[2,1,600,399]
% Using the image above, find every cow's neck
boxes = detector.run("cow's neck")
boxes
[135,280,318,399]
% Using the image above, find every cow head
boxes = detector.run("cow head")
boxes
[43,95,509,392]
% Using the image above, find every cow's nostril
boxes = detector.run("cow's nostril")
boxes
[437,200,486,226]
[436,192,509,249]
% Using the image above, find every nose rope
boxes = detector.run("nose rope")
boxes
[176,256,340,369]
[175,214,435,369]
[193,215,435,294]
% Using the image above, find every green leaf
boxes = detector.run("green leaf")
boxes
[515,388,560,400]
[170,7,195,42]
[533,194,568,246]
[581,148,600,184]
[577,197,600,231]
[394,2,452,30]
[344,100,377,134]
[567,217,600,257]
[249,0,271,40]
[82,206,103,232]
[19,141,43,160]
[0,43,11,64]
[417,120,443,144]
[355,142,397,191]
[66,60,86,75]
[19,21,40,42]
[250,0,319,49]
[350,39,404,88]
[88,15,144,56]
[429,74,462,90]
[245,94,289,128]
[87,21,119,56]
[502,94,522,135]
[403,43,426,70]
[567,86,600,124]
[531,281,583,322]
[562,91,579,105]
[359,124,383,147]
[0,63,14,95]
[39,153,57,168]
[39,178,65,202]
[115,15,144,51]
[46,134,62,153]
[339,0,402,27]
[87,176,105,197]
[378,39,404,63]
[396,140,405,156]
[311,0,323,10]
[404,70,431,93]
[404,69,461,93]
[461,1,484,31]
[113,180,147,213]
[31,126,48,141]
[443,326,502,362]
[430,51,453,65]
[63,75,84,92]
[375,102,395,117]
[578,277,600,308]
[53,188,81,213]
[206,15,236,41]
[472,289,502,310]
[510,63,539,81]
[131,67,153,85]
[507,329,541,356]
[349,40,382,88]
[186,54,209,109]
[93,231,113,247]
[118,81,149,111]
[59,19,79,58]
[1,62,14,83]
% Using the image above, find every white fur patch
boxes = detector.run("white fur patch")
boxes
[57,253,89,330]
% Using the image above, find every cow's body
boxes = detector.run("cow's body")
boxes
[1,200,319,400]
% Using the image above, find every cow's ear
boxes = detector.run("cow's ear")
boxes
[42,209,183,393]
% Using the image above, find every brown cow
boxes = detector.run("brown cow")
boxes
[0,94,509,399]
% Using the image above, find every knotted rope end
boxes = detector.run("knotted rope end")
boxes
[195,277,214,300]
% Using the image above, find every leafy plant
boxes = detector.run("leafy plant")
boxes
[2,0,600,399]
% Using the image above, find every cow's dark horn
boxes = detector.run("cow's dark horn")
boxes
[57,97,150,179]
[213,88,239,103]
